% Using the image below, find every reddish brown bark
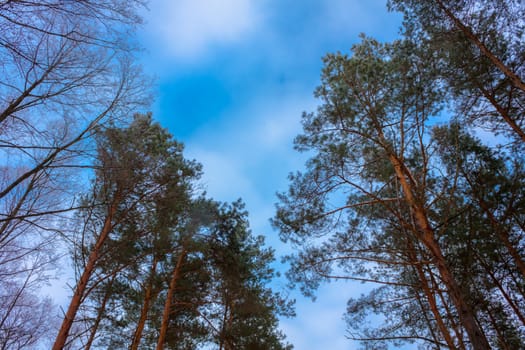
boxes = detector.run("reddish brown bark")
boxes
[434,0,525,94]
[84,275,116,350]
[52,197,120,350]
[130,256,159,350]
[406,238,457,348]
[463,174,525,279]
[430,265,467,350]
[486,210,525,279]
[156,249,187,350]
[475,83,525,143]
[388,151,490,350]
[478,253,525,326]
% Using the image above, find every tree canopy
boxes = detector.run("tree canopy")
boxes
[1,0,525,349]
[274,2,525,348]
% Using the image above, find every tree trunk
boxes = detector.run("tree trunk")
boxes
[219,298,235,350]
[475,83,525,143]
[406,237,457,348]
[156,249,187,350]
[434,0,525,94]
[482,205,525,278]
[129,256,159,350]
[430,265,467,349]
[485,307,512,350]
[478,253,525,326]
[85,274,116,350]
[464,174,525,278]
[52,197,119,350]
[388,152,491,350]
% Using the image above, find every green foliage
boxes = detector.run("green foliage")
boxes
[72,116,293,350]
[274,27,525,348]
[202,200,294,350]
[389,0,525,147]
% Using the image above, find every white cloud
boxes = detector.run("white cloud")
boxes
[280,281,358,349]
[189,90,314,153]
[144,0,263,59]
[255,104,303,150]
[186,148,256,202]
[183,92,312,220]
[182,93,313,250]
[472,126,508,147]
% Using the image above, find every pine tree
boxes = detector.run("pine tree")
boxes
[273,37,495,349]
[204,201,294,350]
[389,0,525,146]
[54,114,201,349]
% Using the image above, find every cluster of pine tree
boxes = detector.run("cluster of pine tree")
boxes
[274,0,525,349]
[54,115,293,349]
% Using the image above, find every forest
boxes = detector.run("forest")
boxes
[0,0,524,349]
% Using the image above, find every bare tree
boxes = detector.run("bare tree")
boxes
[0,249,59,349]
[0,1,150,348]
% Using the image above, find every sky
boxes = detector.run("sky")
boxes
[137,1,403,349]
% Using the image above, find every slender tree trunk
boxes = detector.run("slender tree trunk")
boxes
[413,291,443,348]
[430,265,467,350]
[464,175,525,278]
[225,300,235,350]
[484,207,525,278]
[406,237,457,348]
[129,256,159,350]
[156,249,187,350]
[475,83,525,143]
[52,196,119,350]
[219,301,228,350]
[388,152,491,350]
[434,0,525,94]
[502,255,525,299]
[477,253,525,326]
[85,274,116,350]
[485,308,512,350]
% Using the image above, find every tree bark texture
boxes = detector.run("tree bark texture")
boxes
[156,249,187,350]
[129,256,159,350]
[388,152,491,350]
[52,197,119,350]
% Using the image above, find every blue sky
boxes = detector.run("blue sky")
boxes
[138,1,403,348]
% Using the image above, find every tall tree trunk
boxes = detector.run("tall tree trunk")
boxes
[477,252,525,326]
[388,152,491,350]
[434,0,525,94]
[218,297,236,350]
[480,204,525,278]
[464,174,525,278]
[156,249,187,350]
[52,196,119,350]
[485,307,512,350]
[413,292,443,348]
[85,274,116,350]
[430,264,467,350]
[406,237,457,348]
[475,83,525,143]
[225,300,235,350]
[129,256,159,350]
